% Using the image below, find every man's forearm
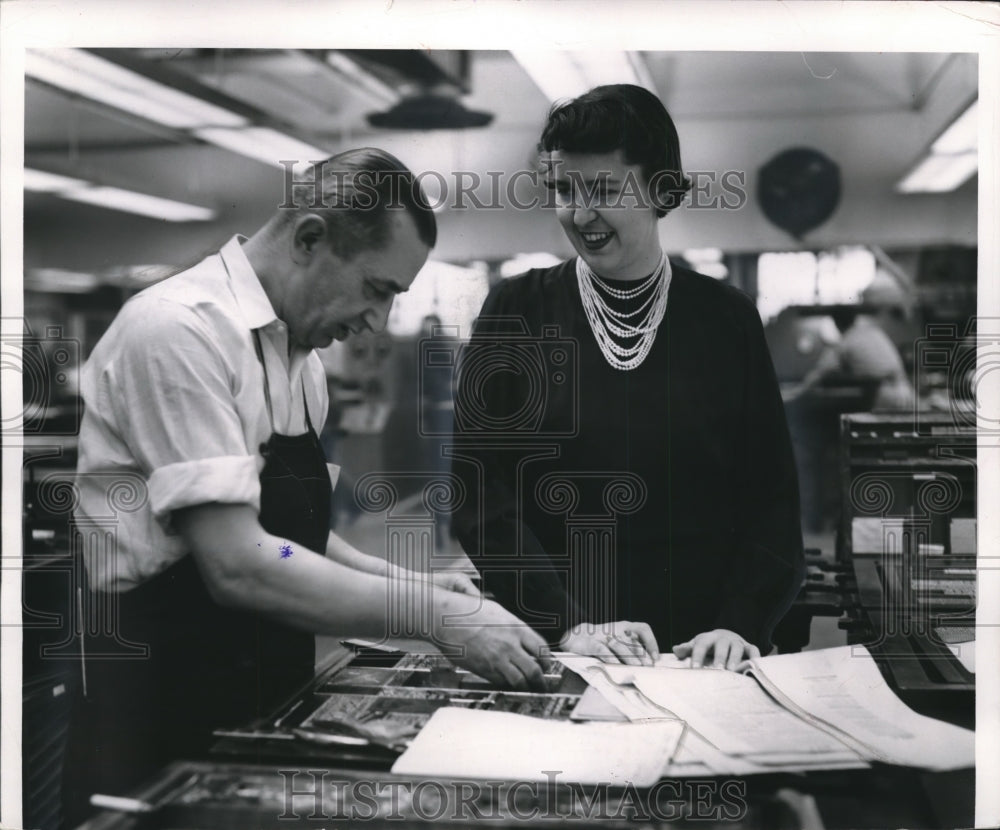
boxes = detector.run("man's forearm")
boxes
[178,505,445,638]
[175,503,549,691]
[325,531,389,574]
[217,531,512,661]
[324,531,430,580]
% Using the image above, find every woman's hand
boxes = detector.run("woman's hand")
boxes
[428,570,481,596]
[560,621,660,666]
[672,629,760,671]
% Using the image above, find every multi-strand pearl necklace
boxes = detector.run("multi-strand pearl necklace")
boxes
[576,253,672,371]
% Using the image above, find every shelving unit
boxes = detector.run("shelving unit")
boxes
[837,412,976,722]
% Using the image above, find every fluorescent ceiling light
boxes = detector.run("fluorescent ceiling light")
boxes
[931,100,977,155]
[24,168,215,222]
[325,52,400,105]
[511,51,655,102]
[26,48,247,130]
[897,152,978,194]
[62,186,216,222]
[26,48,330,172]
[194,127,329,172]
[897,99,978,194]
[23,168,88,192]
[27,268,102,293]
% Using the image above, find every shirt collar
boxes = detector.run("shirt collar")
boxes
[220,235,280,332]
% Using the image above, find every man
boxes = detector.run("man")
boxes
[62,148,548,825]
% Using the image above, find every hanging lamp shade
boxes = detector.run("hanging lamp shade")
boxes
[757,147,841,239]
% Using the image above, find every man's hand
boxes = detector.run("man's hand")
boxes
[672,629,760,671]
[428,569,481,596]
[560,621,659,666]
[432,597,549,692]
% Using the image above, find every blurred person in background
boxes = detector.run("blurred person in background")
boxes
[787,305,914,412]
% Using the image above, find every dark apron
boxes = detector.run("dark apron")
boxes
[62,336,331,828]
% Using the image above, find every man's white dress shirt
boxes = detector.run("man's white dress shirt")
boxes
[75,236,329,591]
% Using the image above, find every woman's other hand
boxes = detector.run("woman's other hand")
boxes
[560,621,660,666]
[672,629,760,671]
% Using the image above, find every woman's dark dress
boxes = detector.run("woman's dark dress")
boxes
[451,259,804,650]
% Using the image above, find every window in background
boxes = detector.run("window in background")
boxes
[499,252,563,279]
[683,248,728,280]
[757,251,818,324]
[386,259,490,339]
[816,248,876,306]
[757,246,876,323]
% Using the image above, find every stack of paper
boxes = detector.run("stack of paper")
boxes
[559,646,974,775]
[391,707,684,786]
[745,646,975,771]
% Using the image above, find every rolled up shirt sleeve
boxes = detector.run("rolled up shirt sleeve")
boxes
[148,456,260,522]
[102,295,263,525]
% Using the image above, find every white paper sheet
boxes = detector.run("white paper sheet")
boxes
[665,730,868,777]
[626,666,854,757]
[558,654,683,721]
[559,653,865,772]
[748,646,975,771]
[947,641,976,674]
[391,707,684,787]
[569,686,629,721]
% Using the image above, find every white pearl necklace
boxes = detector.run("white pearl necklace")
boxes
[589,269,661,300]
[576,253,671,371]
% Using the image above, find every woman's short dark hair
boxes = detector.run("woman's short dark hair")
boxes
[286,147,437,260]
[539,84,692,217]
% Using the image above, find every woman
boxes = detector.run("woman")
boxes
[451,85,803,670]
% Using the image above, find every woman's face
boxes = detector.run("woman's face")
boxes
[546,149,662,281]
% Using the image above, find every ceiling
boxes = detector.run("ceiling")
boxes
[23,49,979,274]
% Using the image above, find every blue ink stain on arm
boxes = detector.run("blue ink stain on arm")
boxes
[279,543,293,559]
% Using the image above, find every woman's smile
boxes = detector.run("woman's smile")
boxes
[579,230,615,250]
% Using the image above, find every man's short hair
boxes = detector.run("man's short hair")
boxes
[286,147,437,259]
[539,84,692,217]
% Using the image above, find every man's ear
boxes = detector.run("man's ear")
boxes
[291,214,328,264]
